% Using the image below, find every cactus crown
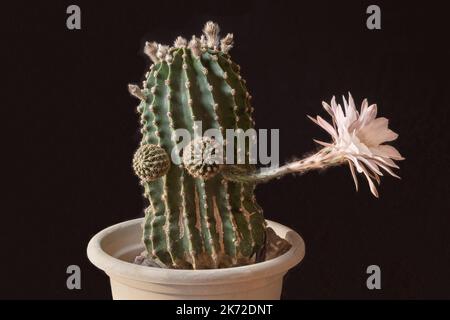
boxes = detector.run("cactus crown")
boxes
[129,22,265,269]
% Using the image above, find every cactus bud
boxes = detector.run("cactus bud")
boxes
[133,144,171,182]
[182,137,222,180]
[144,41,159,63]
[220,33,234,53]
[188,36,202,58]
[203,21,220,49]
[156,44,169,61]
[128,84,145,101]
[174,36,187,48]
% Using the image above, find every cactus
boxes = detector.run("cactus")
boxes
[129,22,403,269]
[129,22,266,269]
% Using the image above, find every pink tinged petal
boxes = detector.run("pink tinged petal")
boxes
[360,164,379,198]
[347,160,359,191]
[307,115,319,125]
[346,93,358,122]
[331,96,338,111]
[335,104,347,134]
[373,145,405,160]
[313,139,332,147]
[351,99,367,131]
[342,95,350,116]
[373,156,400,169]
[366,104,378,122]
[358,157,383,176]
[360,98,368,115]
[348,132,372,155]
[348,92,356,110]
[322,101,335,118]
[364,168,381,185]
[374,160,401,179]
[317,115,337,136]
[358,104,378,129]
[365,117,389,132]
[358,117,399,147]
[346,154,365,173]
[381,129,399,143]
[342,94,348,107]
[349,119,361,132]
[344,99,358,125]
[370,171,381,185]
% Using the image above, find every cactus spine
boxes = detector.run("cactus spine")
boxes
[130,22,265,269]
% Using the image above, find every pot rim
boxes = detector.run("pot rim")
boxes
[87,218,305,285]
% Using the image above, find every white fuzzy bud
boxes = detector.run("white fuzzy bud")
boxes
[220,33,234,53]
[174,36,187,48]
[203,21,220,49]
[144,41,159,63]
[128,84,145,100]
[156,44,169,60]
[188,36,202,58]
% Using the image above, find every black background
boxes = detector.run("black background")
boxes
[2,0,450,299]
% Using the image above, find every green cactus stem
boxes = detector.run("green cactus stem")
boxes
[129,22,265,269]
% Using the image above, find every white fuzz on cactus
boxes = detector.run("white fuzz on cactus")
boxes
[203,21,220,49]
[220,33,234,53]
[144,41,159,63]
[174,36,187,48]
[188,36,202,57]
[128,84,144,101]
[156,44,169,61]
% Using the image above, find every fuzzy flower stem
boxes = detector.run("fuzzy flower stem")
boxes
[222,147,345,184]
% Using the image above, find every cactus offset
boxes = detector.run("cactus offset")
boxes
[133,144,171,182]
[130,22,265,269]
[182,137,222,180]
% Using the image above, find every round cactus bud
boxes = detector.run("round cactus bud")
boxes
[133,144,171,182]
[182,137,222,180]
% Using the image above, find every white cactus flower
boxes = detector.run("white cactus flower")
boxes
[308,93,404,197]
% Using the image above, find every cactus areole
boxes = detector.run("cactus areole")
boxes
[128,22,276,269]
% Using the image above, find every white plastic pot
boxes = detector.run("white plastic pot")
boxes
[87,218,305,300]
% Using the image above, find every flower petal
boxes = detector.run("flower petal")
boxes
[347,160,359,191]
[358,157,383,176]
[307,115,319,125]
[317,116,338,139]
[360,98,368,115]
[360,104,377,125]
[373,155,399,168]
[322,101,334,118]
[311,94,402,197]
[373,160,401,179]
[360,164,379,198]
[346,154,364,173]
[313,139,332,147]
[357,117,399,147]
[372,145,404,160]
